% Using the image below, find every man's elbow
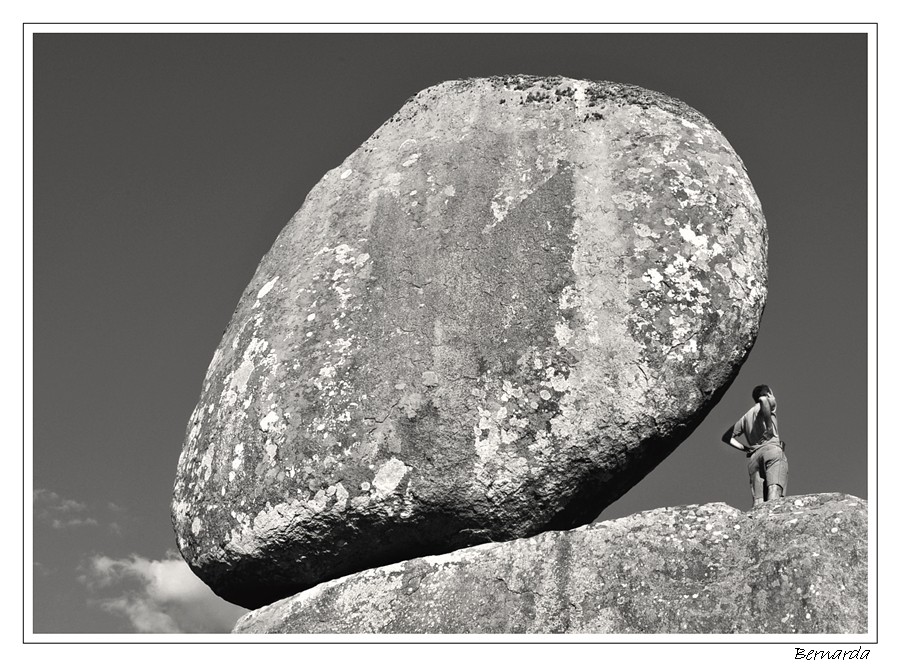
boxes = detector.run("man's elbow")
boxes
[721,428,734,444]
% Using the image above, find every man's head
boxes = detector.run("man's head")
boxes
[752,384,772,402]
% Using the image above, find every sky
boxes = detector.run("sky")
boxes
[30,31,869,634]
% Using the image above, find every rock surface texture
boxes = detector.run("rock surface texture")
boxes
[234,494,867,634]
[173,76,768,609]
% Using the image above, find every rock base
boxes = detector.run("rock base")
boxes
[233,493,867,634]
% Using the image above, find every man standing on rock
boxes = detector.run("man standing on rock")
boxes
[721,384,788,507]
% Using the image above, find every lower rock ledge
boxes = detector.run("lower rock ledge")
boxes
[232,492,867,634]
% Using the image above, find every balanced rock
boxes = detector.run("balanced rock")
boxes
[173,76,768,609]
[234,494,867,634]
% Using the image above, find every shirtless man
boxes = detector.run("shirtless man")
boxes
[721,384,788,507]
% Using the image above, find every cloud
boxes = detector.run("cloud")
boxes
[80,551,246,633]
[34,489,98,529]
[33,488,129,533]
[51,516,99,529]
[33,561,53,577]
[34,489,84,512]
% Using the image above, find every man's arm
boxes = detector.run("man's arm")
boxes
[758,394,774,435]
[721,425,749,453]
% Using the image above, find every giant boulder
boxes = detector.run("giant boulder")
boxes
[173,76,768,609]
[234,494,867,634]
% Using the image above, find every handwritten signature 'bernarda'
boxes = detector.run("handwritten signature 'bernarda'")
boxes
[795,647,871,660]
